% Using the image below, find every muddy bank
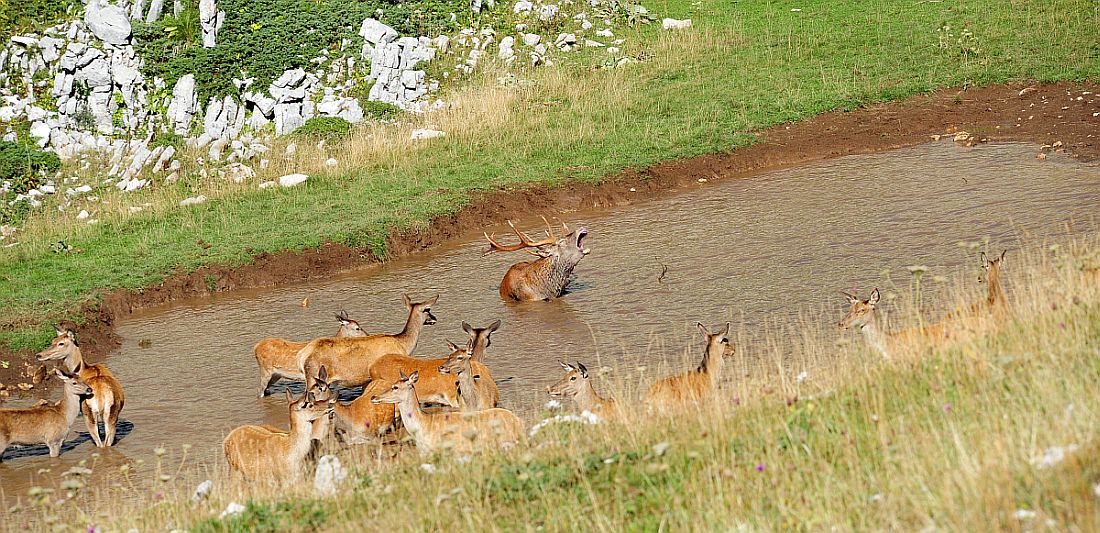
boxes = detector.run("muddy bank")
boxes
[1,80,1097,388]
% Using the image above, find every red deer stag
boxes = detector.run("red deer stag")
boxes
[485,217,589,302]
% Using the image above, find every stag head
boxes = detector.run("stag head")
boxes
[484,217,590,262]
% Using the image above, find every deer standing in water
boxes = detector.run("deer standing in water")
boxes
[370,320,501,408]
[485,217,590,302]
[223,389,335,481]
[36,329,126,448]
[645,323,734,410]
[299,295,438,389]
[254,311,369,397]
[0,369,93,461]
[371,371,524,455]
[437,336,503,412]
[547,362,618,418]
[258,366,337,460]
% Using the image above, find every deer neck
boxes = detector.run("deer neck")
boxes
[859,313,890,359]
[287,413,317,462]
[394,313,423,355]
[63,347,86,374]
[533,255,578,298]
[986,268,1005,307]
[572,381,603,413]
[456,367,483,412]
[60,387,84,427]
[394,390,426,438]
[699,345,724,385]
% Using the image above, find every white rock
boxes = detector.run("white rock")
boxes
[84,4,132,45]
[596,29,613,38]
[278,173,308,187]
[220,502,246,518]
[285,143,297,156]
[258,180,276,189]
[222,162,255,183]
[584,39,605,47]
[410,129,446,140]
[191,479,213,503]
[324,158,338,167]
[359,18,398,45]
[522,33,541,46]
[29,121,51,147]
[179,195,207,206]
[662,18,693,30]
[77,209,90,219]
[513,0,533,13]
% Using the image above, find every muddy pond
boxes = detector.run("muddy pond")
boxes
[2,141,1098,502]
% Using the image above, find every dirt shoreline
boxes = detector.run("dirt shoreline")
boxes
[2,80,1097,389]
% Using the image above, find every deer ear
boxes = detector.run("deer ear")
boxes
[408,371,419,384]
[53,368,67,380]
[318,365,328,382]
[399,370,408,381]
[284,389,293,403]
[721,322,731,337]
[869,288,881,305]
[1000,249,1007,263]
[446,340,461,351]
[696,322,709,336]
[426,294,439,306]
[559,361,573,372]
[488,319,502,333]
[462,321,473,334]
[54,325,65,337]
[403,293,412,307]
[840,291,859,305]
[576,362,588,378]
[981,251,988,266]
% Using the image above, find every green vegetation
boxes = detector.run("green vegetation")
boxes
[131,0,476,102]
[0,0,80,39]
[34,241,1100,530]
[361,100,402,121]
[0,140,61,225]
[2,0,1098,349]
[293,116,354,142]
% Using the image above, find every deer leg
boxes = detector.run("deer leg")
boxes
[0,436,8,462]
[258,369,278,397]
[82,402,104,448]
[105,404,119,447]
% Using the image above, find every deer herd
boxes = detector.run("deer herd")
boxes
[0,217,1014,489]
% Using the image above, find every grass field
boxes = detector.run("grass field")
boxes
[1,0,1097,350]
[15,235,1097,531]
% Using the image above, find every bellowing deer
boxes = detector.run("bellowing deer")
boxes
[371,371,525,455]
[485,217,590,302]
[254,311,368,397]
[547,362,618,417]
[299,294,439,389]
[645,323,734,409]
[369,320,501,408]
[0,369,93,461]
[223,389,335,481]
[36,329,126,448]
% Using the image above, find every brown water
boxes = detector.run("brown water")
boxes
[2,141,1098,503]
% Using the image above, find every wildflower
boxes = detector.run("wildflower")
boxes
[1031,444,1079,469]
[1092,483,1100,498]
[1013,509,1036,520]
[943,403,952,412]
[420,463,437,474]
[220,502,245,518]
[154,447,166,457]
[191,480,213,503]
[755,463,765,472]
[152,491,164,501]
[795,371,808,384]
[545,399,563,410]
[87,527,99,533]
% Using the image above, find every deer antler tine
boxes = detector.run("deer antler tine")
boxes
[561,221,569,235]
[540,215,556,240]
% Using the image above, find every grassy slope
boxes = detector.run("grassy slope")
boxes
[66,239,1098,532]
[1,0,1097,348]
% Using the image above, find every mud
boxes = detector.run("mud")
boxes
[1,81,1097,384]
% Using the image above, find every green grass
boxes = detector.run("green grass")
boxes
[29,237,1099,531]
[2,0,1098,349]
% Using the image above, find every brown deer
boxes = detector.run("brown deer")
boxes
[299,294,439,389]
[36,329,126,448]
[980,250,1008,310]
[257,366,337,459]
[0,369,93,461]
[837,288,949,359]
[223,389,335,481]
[547,362,618,418]
[371,371,525,455]
[645,323,735,409]
[438,337,501,412]
[485,217,590,302]
[369,320,501,408]
[254,311,368,397]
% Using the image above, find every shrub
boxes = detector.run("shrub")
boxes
[362,100,402,121]
[293,116,353,141]
[150,131,185,151]
[0,140,61,193]
[0,0,81,39]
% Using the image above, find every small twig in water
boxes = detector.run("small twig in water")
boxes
[656,257,669,284]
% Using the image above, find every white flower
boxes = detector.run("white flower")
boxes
[1013,509,1036,520]
[1030,444,1079,469]
[795,371,809,384]
[420,463,437,474]
[545,399,563,410]
[192,479,213,503]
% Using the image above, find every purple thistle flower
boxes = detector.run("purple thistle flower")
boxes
[755,463,765,472]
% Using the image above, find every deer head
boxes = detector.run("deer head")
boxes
[404,294,439,326]
[838,289,880,331]
[546,361,590,398]
[485,217,589,263]
[979,250,1007,282]
[371,371,419,405]
[36,328,79,363]
[54,368,93,399]
[334,311,367,337]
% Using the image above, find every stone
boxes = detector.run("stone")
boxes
[200,0,220,48]
[274,102,304,135]
[513,0,533,13]
[167,74,197,134]
[147,0,165,22]
[85,3,132,45]
[131,0,147,21]
[410,128,445,140]
[223,162,255,183]
[324,158,337,167]
[584,39,605,47]
[662,18,693,30]
[258,180,276,189]
[29,121,51,147]
[278,173,308,187]
[359,18,398,46]
[522,33,541,46]
[179,195,207,206]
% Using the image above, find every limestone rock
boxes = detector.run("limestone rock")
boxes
[85,3,132,45]
[278,173,308,187]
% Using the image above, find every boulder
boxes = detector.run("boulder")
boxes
[359,18,398,46]
[85,3,132,45]
[278,173,308,187]
[662,18,693,30]
[167,74,197,134]
[410,129,445,140]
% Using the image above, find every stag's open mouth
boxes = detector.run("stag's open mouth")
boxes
[576,227,589,254]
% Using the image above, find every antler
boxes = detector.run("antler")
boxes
[484,219,558,253]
